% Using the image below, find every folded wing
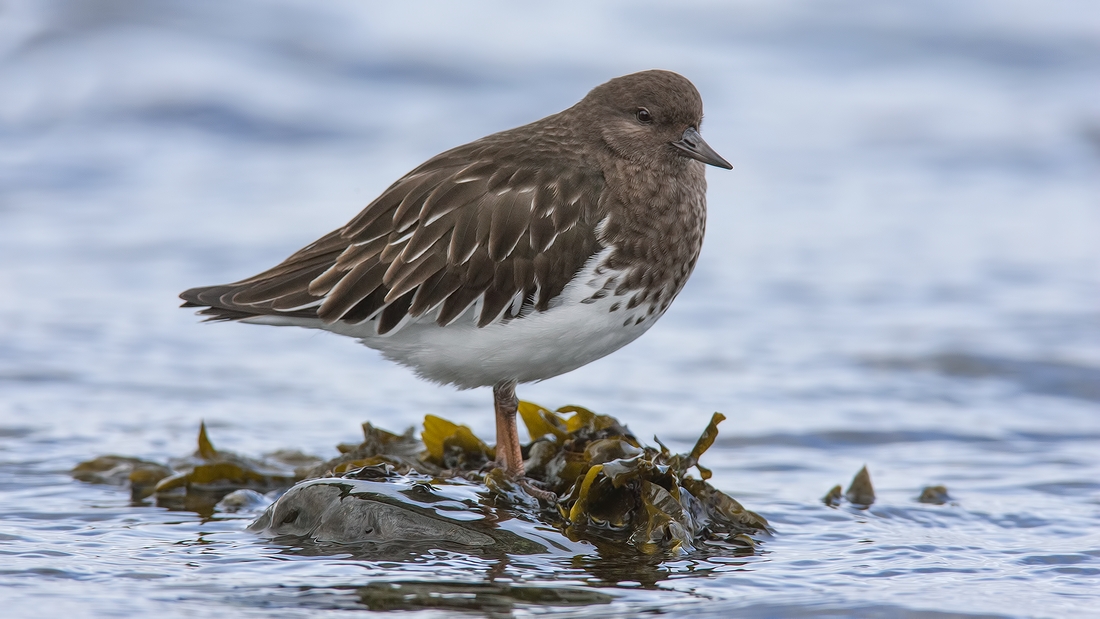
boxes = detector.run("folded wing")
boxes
[181,142,605,335]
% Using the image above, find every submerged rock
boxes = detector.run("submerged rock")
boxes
[216,488,272,513]
[248,467,582,555]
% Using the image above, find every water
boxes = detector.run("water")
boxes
[2,0,1099,616]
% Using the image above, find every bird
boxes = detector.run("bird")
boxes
[180,69,732,481]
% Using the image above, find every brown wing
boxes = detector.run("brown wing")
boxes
[180,139,606,334]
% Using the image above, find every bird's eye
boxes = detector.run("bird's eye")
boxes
[636,108,653,124]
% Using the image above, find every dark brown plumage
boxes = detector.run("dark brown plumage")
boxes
[182,70,728,332]
[181,70,732,478]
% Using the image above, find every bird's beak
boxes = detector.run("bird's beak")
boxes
[672,127,733,169]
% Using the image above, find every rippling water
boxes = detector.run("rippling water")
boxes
[2,1,1098,616]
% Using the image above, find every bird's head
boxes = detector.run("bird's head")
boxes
[580,70,732,171]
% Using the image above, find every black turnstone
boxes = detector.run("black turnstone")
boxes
[181,69,732,478]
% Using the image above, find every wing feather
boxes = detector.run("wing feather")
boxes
[419,177,487,225]
[447,205,480,264]
[384,251,447,303]
[392,173,448,233]
[487,191,531,261]
[377,290,415,334]
[180,130,607,335]
[408,269,462,316]
[400,211,457,264]
[317,261,388,323]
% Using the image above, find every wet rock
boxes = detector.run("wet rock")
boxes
[215,489,272,513]
[248,472,567,555]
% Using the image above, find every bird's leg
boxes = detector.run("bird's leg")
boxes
[492,379,524,478]
[490,381,558,503]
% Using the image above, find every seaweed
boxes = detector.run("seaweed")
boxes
[421,414,495,470]
[522,407,769,554]
[844,465,875,507]
[73,422,319,515]
[70,455,173,501]
[73,405,769,554]
[822,465,877,509]
[918,485,952,505]
[305,422,427,477]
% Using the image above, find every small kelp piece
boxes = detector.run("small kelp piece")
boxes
[517,401,568,442]
[422,414,494,470]
[656,412,726,481]
[518,402,627,444]
[559,405,624,436]
[918,485,951,505]
[151,422,306,514]
[196,420,218,459]
[632,480,693,554]
[687,412,725,480]
[844,465,875,507]
[307,423,426,478]
[822,484,844,507]
[71,455,173,501]
[690,413,725,459]
[72,455,164,486]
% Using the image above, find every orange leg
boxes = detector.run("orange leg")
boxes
[492,380,524,477]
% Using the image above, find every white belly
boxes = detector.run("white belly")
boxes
[243,249,671,389]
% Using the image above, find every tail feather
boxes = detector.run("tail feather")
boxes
[179,282,323,322]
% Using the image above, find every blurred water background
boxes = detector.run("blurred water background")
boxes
[1,0,1099,616]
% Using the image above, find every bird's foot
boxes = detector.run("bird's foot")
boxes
[517,478,558,504]
[480,460,558,504]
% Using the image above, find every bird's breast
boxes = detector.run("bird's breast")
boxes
[593,166,708,312]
